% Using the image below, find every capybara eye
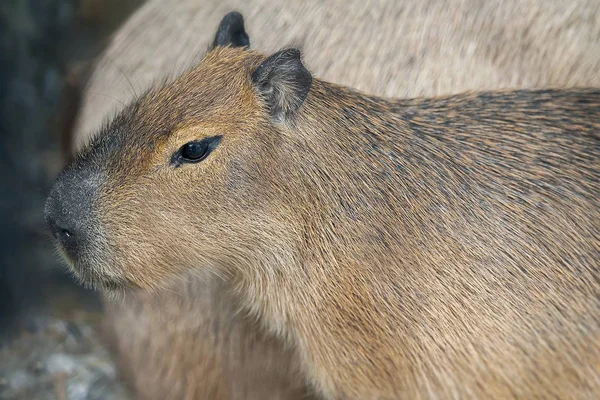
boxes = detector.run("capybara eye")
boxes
[182,142,209,161]
[172,136,222,166]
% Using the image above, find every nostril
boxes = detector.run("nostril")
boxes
[55,224,77,242]
[51,222,79,258]
[45,211,77,246]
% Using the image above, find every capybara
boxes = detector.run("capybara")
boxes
[49,18,600,399]
[68,2,600,399]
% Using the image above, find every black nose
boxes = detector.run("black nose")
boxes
[44,166,100,259]
[45,199,80,256]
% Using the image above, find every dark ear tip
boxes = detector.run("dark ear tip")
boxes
[213,11,250,49]
[221,11,245,27]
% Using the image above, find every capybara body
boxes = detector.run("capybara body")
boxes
[69,2,600,399]
[50,43,600,399]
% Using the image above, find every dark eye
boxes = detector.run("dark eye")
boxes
[172,136,222,166]
[182,142,208,161]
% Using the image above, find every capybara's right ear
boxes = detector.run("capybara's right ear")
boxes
[211,12,250,49]
[251,49,312,123]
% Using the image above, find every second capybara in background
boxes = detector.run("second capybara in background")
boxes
[73,0,600,150]
[68,1,600,399]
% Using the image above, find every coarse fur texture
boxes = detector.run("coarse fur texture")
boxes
[103,273,310,400]
[65,1,600,399]
[53,44,600,399]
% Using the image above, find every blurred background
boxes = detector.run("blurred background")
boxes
[0,1,141,398]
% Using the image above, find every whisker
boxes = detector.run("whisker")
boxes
[105,55,139,99]
[88,91,127,108]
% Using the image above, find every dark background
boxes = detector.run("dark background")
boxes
[0,1,141,398]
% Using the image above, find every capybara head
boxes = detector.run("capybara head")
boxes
[45,12,313,290]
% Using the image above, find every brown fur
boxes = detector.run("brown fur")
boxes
[102,274,310,400]
[57,45,600,399]
[69,1,600,399]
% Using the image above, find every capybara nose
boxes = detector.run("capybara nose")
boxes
[44,166,101,260]
[45,188,83,258]
[45,203,79,254]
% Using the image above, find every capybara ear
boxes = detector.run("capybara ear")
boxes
[211,12,250,49]
[251,48,312,122]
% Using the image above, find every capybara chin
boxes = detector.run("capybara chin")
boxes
[50,23,600,400]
